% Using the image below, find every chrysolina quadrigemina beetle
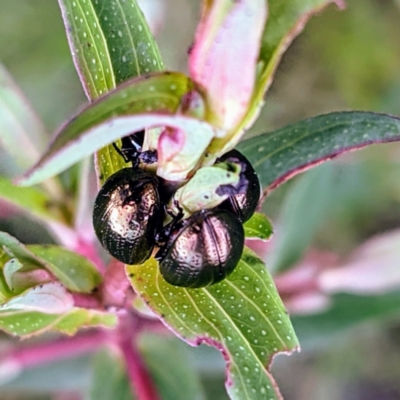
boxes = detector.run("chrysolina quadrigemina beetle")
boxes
[93,131,160,264]
[155,209,244,288]
[92,134,257,286]
[215,149,261,223]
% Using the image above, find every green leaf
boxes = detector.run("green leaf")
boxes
[53,308,117,335]
[58,0,164,183]
[139,335,206,400]
[0,232,47,270]
[18,73,216,186]
[59,0,163,98]
[0,272,13,302]
[89,350,134,400]
[293,292,400,347]
[238,112,400,195]
[0,307,116,338]
[0,232,101,293]
[243,212,273,240]
[126,248,299,400]
[0,177,67,224]
[240,0,344,129]
[27,245,102,293]
[270,164,335,271]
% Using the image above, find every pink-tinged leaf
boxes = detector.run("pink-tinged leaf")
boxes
[189,0,267,132]
[17,73,218,186]
[157,127,214,181]
[0,283,74,314]
[126,248,299,400]
[6,268,53,293]
[237,0,346,136]
[319,229,400,295]
[3,259,52,293]
[237,112,400,196]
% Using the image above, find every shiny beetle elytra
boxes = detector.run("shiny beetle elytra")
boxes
[93,131,160,264]
[155,209,244,288]
[215,149,260,223]
[93,167,160,265]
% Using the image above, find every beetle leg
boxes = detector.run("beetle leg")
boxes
[112,142,131,163]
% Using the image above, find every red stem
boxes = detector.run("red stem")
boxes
[119,336,161,400]
[1,330,110,371]
[116,312,161,400]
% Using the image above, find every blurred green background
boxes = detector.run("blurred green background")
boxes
[1,0,400,399]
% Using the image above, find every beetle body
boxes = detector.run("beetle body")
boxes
[156,209,244,288]
[216,150,260,223]
[93,168,160,264]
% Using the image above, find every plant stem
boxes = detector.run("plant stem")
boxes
[1,330,109,373]
[117,313,161,400]
[119,336,161,400]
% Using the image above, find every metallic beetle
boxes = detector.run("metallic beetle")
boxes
[93,167,160,265]
[155,209,244,288]
[215,149,260,223]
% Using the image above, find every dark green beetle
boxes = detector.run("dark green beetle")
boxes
[215,149,260,223]
[156,209,244,288]
[93,167,160,265]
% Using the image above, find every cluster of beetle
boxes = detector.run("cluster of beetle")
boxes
[92,131,261,288]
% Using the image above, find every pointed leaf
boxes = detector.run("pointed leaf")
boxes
[243,212,273,240]
[58,0,164,183]
[126,248,299,400]
[237,112,400,196]
[189,0,267,132]
[239,0,345,131]
[27,245,102,294]
[0,307,117,338]
[18,73,217,186]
